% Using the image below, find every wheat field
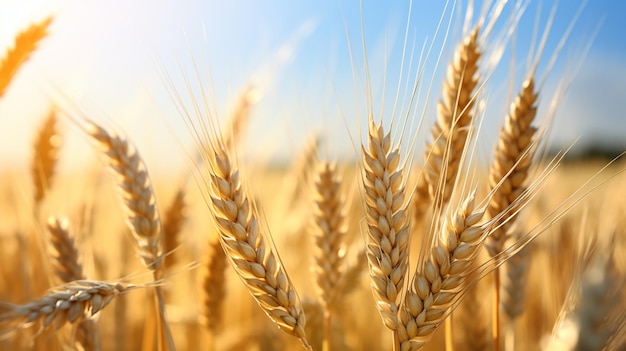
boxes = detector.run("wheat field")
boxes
[0,2,625,351]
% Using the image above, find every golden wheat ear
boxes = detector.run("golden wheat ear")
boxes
[162,187,186,272]
[85,122,163,272]
[0,281,140,334]
[46,217,84,284]
[203,141,311,350]
[311,160,347,309]
[361,119,411,334]
[46,216,102,351]
[486,77,539,257]
[413,26,481,226]
[31,108,61,209]
[310,159,348,349]
[397,191,486,350]
[199,238,227,338]
[83,120,175,351]
[0,16,52,99]
[484,77,538,351]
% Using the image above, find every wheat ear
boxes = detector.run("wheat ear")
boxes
[86,122,163,271]
[285,135,320,207]
[32,109,61,207]
[222,86,256,149]
[413,27,481,223]
[486,78,539,256]
[485,77,538,351]
[46,216,101,351]
[311,160,347,350]
[0,17,52,98]
[85,121,174,350]
[162,187,186,272]
[501,240,531,321]
[46,217,84,287]
[312,161,347,308]
[397,192,485,350]
[204,141,310,349]
[361,119,410,332]
[0,280,138,333]
[200,238,228,336]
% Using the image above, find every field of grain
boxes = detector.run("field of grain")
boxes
[0,2,625,351]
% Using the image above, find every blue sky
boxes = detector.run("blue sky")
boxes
[0,0,624,174]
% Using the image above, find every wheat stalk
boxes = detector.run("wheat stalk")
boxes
[0,17,52,98]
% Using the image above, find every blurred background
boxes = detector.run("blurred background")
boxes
[0,0,624,176]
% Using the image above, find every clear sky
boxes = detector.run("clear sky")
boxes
[0,0,625,175]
